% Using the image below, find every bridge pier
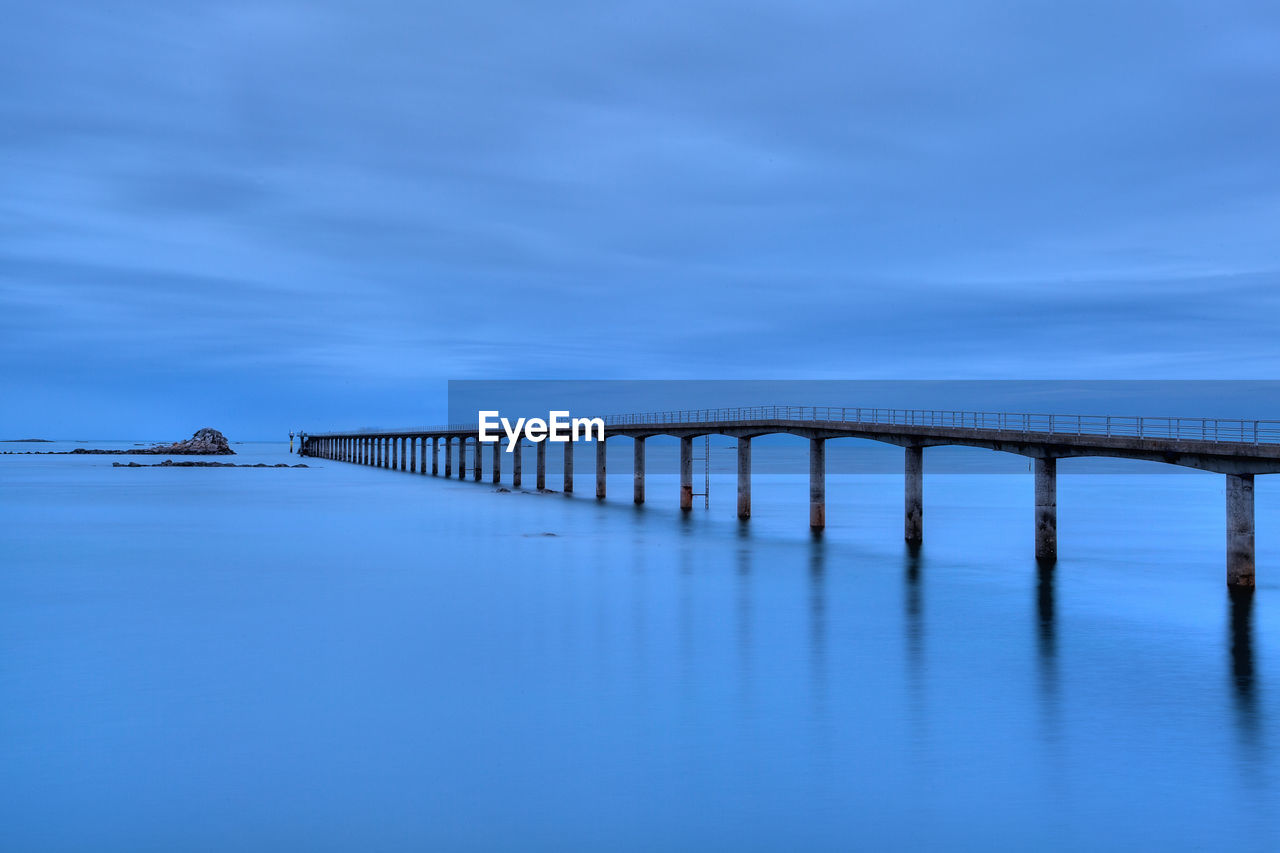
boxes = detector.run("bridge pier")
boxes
[563,444,573,493]
[420,436,426,474]
[392,437,399,470]
[493,440,501,484]
[680,436,693,511]
[596,440,607,499]
[536,441,546,490]
[1035,457,1057,562]
[1228,474,1255,588]
[810,438,825,530]
[432,437,438,475]
[905,445,923,543]
[444,438,453,477]
[472,438,482,481]
[409,437,416,473]
[737,437,751,519]
[459,437,468,479]
[634,437,646,504]
[375,437,382,468]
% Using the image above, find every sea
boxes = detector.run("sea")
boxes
[1,438,1277,850]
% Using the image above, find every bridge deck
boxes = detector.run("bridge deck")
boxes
[309,406,1280,473]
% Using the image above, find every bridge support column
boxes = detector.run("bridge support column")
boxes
[1228,474,1255,588]
[401,437,408,471]
[432,437,439,475]
[419,437,426,474]
[512,440,522,487]
[737,438,751,519]
[596,440,607,499]
[1035,457,1057,562]
[375,438,381,467]
[536,441,546,490]
[905,445,923,543]
[409,437,416,473]
[634,437,646,504]
[680,436,693,511]
[810,438,825,530]
[444,438,453,477]
[472,438,482,481]
[563,443,573,493]
[493,440,501,483]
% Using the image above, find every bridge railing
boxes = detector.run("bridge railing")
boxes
[598,405,1280,445]
[307,407,1280,445]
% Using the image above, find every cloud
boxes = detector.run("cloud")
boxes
[2,0,1279,434]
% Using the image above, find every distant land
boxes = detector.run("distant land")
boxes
[1,429,235,455]
[2,438,52,442]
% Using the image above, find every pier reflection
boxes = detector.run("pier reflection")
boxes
[809,534,828,714]
[903,542,928,748]
[736,524,753,705]
[1228,586,1259,747]
[1036,560,1057,695]
[904,542,923,670]
[1034,559,1061,743]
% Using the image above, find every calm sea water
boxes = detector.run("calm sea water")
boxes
[1,440,1277,851]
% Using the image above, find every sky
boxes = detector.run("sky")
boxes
[3,0,1279,438]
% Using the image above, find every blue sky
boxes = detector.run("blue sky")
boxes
[3,1,1279,438]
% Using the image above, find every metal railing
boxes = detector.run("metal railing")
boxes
[309,406,1280,446]
[598,405,1280,445]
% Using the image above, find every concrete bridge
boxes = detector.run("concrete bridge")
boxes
[302,405,1280,588]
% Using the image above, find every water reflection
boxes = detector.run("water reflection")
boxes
[904,542,923,669]
[809,534,827,715]
[1036,560,1057,695]
[736,525,753,707]
[904,542,928,749]
[1228,586,1259,747]
[1035,559,1061,744]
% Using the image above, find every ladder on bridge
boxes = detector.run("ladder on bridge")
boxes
[691,435,710,509]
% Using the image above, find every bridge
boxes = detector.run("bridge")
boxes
[302,405,1280,588]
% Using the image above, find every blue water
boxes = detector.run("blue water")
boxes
[1,441,1277,850]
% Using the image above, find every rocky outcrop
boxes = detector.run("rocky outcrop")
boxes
[114,460,307,468]
[146,428,234,455]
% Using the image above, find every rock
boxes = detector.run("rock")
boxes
[147,428,235,456]
[113,459,313,469]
